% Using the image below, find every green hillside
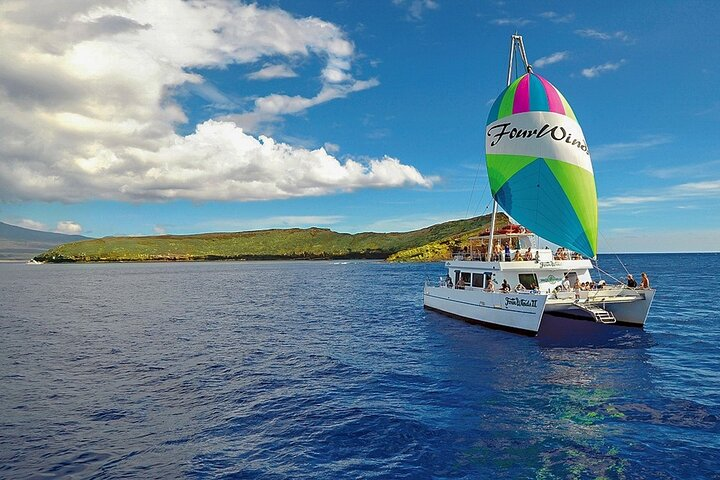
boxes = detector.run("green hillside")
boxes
[34,213,508,263]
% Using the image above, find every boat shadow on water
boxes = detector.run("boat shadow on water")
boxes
[536,312,655,349]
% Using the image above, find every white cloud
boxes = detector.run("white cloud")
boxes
[599,178,720,209]
[591,134,671,161]
[581,60,626,78]
[533,51,569,68]
[491,18,532,27]
[393,0,439,21]
[647,160,720,179]
[0,1,432,203]
[226,79,380,131]
[575,28,632,43]
[13,218,48,231]
[153,225,167,235]
[599,229,720,253]
[39,120,429,202]
[55,221,83,234]
[539,11,575,23]
[323,142,340,154]
[247,64,297,81]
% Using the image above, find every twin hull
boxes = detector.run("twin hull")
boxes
[423,285,547,334]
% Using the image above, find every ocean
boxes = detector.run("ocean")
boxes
[1,253,719,479]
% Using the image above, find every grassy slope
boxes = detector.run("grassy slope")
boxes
[35,213,508,263]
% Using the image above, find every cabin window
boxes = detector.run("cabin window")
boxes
[460,272,471,285]
[472,273,484,288]
[518,273,538,289]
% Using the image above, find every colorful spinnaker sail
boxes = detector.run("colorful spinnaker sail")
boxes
[485,72,598,258]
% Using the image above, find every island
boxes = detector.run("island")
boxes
[34,214,511,263]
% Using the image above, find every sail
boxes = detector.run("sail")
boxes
[485,72,598,258]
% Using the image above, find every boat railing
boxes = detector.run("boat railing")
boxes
[426,276,543,294]
[551,285,647,302]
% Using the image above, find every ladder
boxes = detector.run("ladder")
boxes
[575,303,616,324]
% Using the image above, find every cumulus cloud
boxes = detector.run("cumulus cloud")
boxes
[581,60,626,78]
[0,0,429,203]
[533,51,569,68]
[55,221,83,234]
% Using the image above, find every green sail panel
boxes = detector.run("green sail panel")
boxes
[485,73,598,258]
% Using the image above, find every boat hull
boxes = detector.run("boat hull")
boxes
[544,287,655,326]
[604,288,655,326]
[423,285,547,335]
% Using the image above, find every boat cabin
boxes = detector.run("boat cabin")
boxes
[444,227,593,295]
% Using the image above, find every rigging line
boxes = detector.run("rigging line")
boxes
[472,175,489,217]
[593,261,626,286]
[464,158,483,219]
[599,229,631,276]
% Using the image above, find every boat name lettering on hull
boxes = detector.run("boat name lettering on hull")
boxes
[539,261,560,268]
[487,122,589,155]
[505,296,538,308]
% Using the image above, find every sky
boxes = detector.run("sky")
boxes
[0,0,718,252]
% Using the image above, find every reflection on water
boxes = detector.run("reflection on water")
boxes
[427,301,719,479]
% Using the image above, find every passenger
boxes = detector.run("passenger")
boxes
[493,244,502,262]
[626,274,638,288]
[640,272,650,289]
[485,280,495,292]
[501,279,511,292]
[513,250,522,261]
[445,275,453,288]
[562,277,570,291]
[516,283,527,292]
[530,283,539,294]
[597,280,606,289]
[480,244,488,261]
[456,276,466,289]
[555,248,563,260]
[504,243,511,262]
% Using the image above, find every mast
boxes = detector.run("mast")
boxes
[487,34,532,259]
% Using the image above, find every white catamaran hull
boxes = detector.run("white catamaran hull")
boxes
[423,285,547,334]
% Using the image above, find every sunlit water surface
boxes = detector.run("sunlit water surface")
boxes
[1,254,718,479]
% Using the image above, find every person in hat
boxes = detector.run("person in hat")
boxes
[626,274,638,288]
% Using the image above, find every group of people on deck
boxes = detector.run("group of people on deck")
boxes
[627,273,650,289]
[476,242,588,262]
[554,247,582,260]
[478,242,537,262]
[482,278,538,294]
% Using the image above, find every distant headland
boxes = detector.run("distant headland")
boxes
[33,214,508,263]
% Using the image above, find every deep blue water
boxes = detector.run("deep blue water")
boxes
[1,253,719,479]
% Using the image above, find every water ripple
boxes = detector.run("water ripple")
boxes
[1,255,718,478]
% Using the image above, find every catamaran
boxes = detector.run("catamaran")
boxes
[423,35,655,335]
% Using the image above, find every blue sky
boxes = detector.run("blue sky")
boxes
[0,0,718,252]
